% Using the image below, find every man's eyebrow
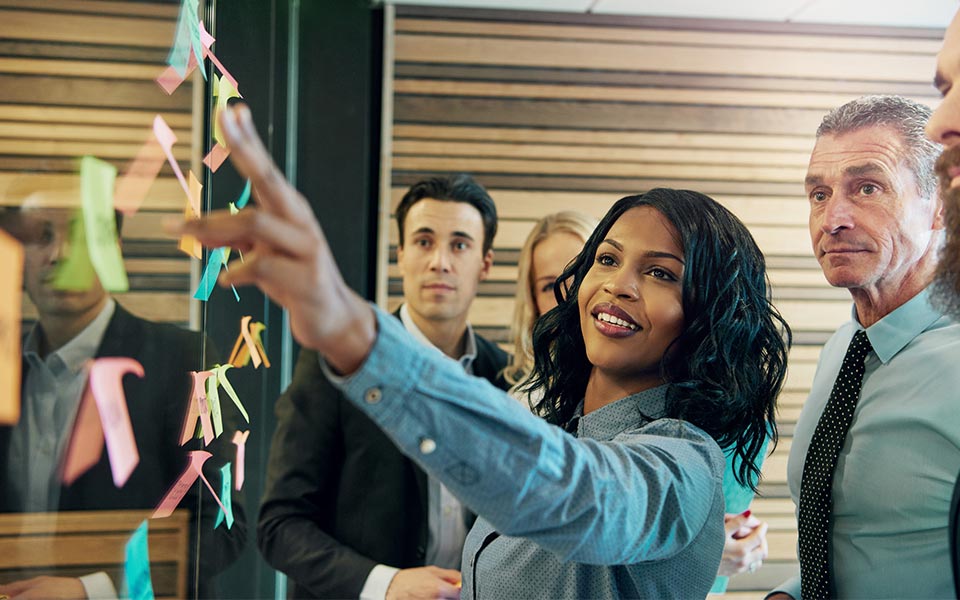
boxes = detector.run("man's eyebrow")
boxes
[805,175,823,187]
[410,227,435,236]
[844,164,885,178]
[452,230,476,241]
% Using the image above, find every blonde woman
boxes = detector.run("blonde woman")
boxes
[504,211,598,391]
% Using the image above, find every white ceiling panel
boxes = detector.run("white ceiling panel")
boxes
[590,0,809,22]
[791,0,954,28]
[384,0,594,12]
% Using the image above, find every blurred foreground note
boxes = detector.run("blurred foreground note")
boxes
[80,156,128,292]
[51,206,95,291]
[88,357,143,487]
[232,430,249,491]
[167,0,203,80]
[115,133,166,216]
[0,229,23,425]
[124,520,155,600]
[61,367,104,485]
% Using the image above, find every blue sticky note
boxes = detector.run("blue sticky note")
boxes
[124,520,155,600]
[167,0,193,77]
[215,463,234,529]
[235,180,251,209]
[193,247,225,301]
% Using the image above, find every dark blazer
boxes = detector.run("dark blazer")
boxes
[0,303,246,597]
[257,314,508,599]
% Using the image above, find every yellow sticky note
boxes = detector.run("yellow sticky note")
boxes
[0,229,23,425]
[80,156,128,292]
[214,74,241,147]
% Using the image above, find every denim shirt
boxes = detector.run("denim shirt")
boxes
[327,305,725,599]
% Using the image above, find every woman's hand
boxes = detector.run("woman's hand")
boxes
[717,511,768,577]
[174,104,375,374]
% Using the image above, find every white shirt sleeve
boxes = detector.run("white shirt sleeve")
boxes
[359,564,400,600]
[78,571,118,600]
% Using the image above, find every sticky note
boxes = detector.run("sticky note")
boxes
[177,171,203,259]
[167,0,203,80]
[61,367,104,485]
[0,230,22,425]
[214,463,234,529]
[153,115,191,202]
[156,49,198,95]
[79,156,128,293]
[51,208,96,291]
[213,74,242,147]
[232,430,249,491]
[193,247,225,301]
[153,450,227,519]
[228,316,269,369]
[124,520,155,600]
[235,179,251,209]
[205,369,223,439]
[215,364,248,423]
[203,143,230,172]
[179,370,215,446]
[198,21,238,91]
[114,135,165,216]
[87,357,143,488]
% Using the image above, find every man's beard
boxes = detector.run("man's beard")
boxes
[932,145,960,320]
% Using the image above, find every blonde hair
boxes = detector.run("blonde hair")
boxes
[503,210,598,386]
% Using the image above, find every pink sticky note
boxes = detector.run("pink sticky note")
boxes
[155,44,201,95]
[232,430,249,491]
[198,21,239,92]
[114,135,165,216]
[203,143,230,172]
[152,450,226,519]
[179,370,216,445]
[61,378,104,486]
[88,358,144,488]
[153,115,191,201]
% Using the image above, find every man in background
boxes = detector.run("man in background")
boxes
[257,174,510,599]
[0,192,245,599]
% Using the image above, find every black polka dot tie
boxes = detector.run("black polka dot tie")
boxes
[798,330,872,599]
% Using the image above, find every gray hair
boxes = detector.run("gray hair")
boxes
[816,95,940,201]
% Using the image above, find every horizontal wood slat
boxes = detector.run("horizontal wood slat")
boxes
[0,8,175,48]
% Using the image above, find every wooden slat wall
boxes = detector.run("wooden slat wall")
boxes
[0,0,195,327]
[382,6,943,593]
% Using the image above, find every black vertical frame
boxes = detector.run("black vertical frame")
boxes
[200,1,382,598]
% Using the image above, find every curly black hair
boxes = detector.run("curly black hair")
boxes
[522,189,791,490]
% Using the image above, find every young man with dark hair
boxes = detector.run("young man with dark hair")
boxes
[257,174,509,600]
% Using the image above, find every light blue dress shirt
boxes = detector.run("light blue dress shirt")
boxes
[775,288,960,599]
[327,305,726,599]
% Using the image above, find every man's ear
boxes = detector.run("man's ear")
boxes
[396,243,405,276]
[933,193,946,231]
[479,248,493,281]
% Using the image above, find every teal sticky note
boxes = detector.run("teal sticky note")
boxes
[80,156,128,292]
[167,0,193,77]
[124,520,155,600]
[235,180,251,209]
[214,463,234,529]
[193,247,225,301]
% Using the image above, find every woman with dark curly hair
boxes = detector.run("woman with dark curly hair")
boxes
[181,105,791,600]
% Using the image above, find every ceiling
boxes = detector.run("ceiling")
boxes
[384,0,957,29]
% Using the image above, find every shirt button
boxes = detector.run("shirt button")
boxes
[419,437,437,454]
[364,387,382,404]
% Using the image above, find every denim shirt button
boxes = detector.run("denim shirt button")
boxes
[419,437,437,454]
[364,387,382,404]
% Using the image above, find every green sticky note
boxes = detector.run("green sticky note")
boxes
[216,364,249,423]
[80,156,128,292]
[123,520,155,600]
[214,463,234,529]
[51,208,96,291]
[206,368,223,438]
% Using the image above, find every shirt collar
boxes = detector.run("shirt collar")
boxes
[578,384,669,441]
[399,303,477,368]
[23,298,116,374]
[853,286,942,365]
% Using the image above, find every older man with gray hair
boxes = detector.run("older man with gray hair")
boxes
[768,95,960,599]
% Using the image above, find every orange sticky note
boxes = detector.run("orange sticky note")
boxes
[0,229,23,425]
[61,376,104,486]
[179,370,216,446]
[177,171,203,259]
[227,316,270,369]
[202,143,230,172]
